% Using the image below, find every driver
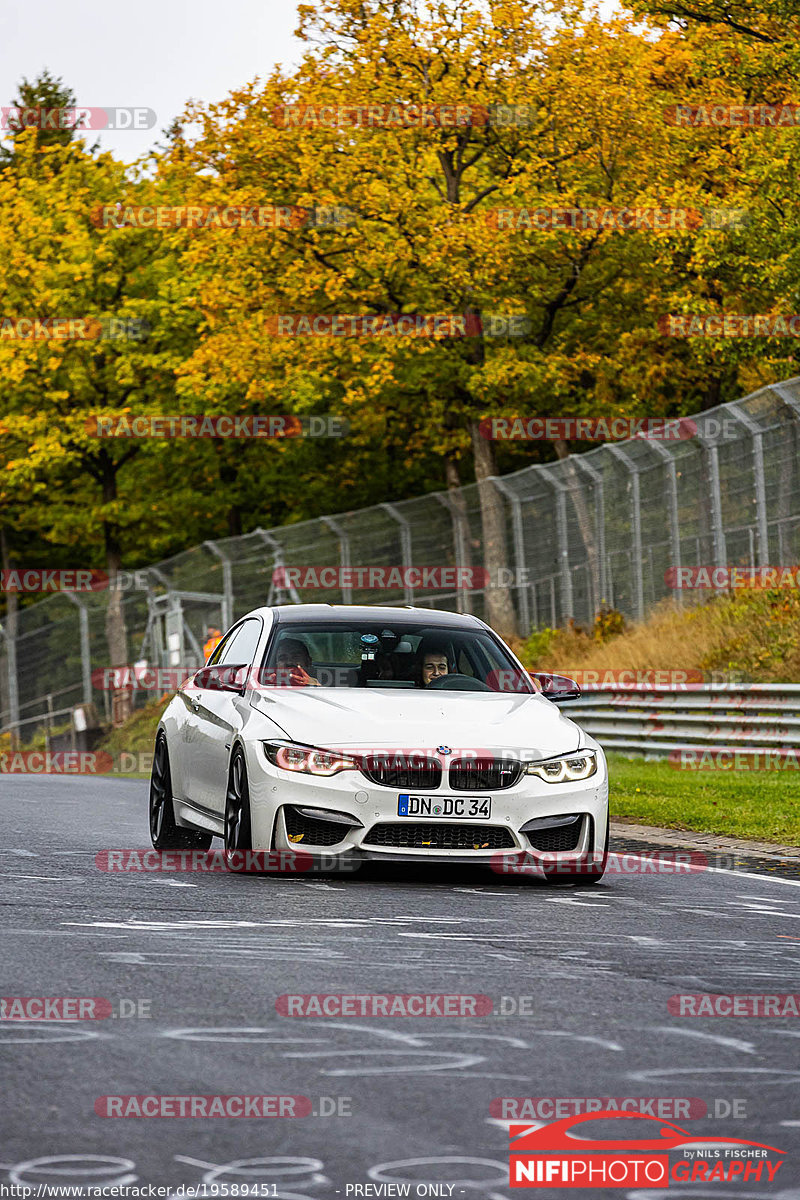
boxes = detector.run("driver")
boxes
[416,639,451,687]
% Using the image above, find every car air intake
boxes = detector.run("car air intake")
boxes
[283,807,349,847]
[363,823,515,850]
[360,754,442,790]
[449,757,521,791]
[525,816,584,852]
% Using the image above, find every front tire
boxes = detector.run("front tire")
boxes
[149,732,212,850]
[224,746,253,872]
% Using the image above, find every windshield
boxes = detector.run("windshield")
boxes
[258,621,535,693]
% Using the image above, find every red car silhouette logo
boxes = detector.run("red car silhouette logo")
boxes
[510,1110,784,1154]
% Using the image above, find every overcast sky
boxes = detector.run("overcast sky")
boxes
[0,0,304,162]
[1,0,624,165]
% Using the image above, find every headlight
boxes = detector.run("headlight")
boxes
[524,751,597,783]
[263,740,358,776]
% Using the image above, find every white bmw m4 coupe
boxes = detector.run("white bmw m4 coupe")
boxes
[149,605,609,882]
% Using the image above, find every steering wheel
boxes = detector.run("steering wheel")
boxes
[426,673,492,692]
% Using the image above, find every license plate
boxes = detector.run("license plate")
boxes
[398,794,492,819]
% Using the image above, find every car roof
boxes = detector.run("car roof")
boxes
[246,604,484,628]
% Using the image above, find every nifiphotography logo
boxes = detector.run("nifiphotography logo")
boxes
[508,1110,785,1188]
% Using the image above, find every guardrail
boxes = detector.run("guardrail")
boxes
[563,683,800,757]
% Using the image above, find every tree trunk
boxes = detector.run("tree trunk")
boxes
[470,421,517,638]
[552,438,601,619]
[444,455,473,615]
[101,455,131,726]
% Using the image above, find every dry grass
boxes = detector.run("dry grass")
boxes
[513,589,800,681]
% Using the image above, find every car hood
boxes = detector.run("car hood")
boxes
[250,687,582,757]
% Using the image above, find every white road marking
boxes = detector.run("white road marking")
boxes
[148,879,199,888]
[0,1023,110,1044]
[3,1155,137,1189]
[706,866,800,888]
[737,895,793,903]
[368,1157,507,1188]
[536,1031,624,1052]
[651,1027,757,1055]
[630,1066,800,1085]
[0,874,78,881]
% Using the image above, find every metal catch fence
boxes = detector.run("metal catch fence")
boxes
[3,375,800,742]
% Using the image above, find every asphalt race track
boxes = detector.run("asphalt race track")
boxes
[2,774,800,1197]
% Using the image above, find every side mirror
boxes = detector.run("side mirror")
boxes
[531,671,582,701]
[192,663,248,694]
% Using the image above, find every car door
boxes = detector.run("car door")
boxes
[183,618,263,811]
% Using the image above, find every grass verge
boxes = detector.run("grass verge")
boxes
[96,696,171,777]
[608,752,800,845]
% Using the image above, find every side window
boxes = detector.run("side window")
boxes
[218,619,262,667]
[207,626,240,666]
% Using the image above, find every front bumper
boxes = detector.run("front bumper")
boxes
[242,740,609,870]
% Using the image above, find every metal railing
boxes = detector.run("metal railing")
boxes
[565,684,800,757]
[3,374,800,741]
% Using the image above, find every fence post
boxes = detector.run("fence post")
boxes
[772,382,800,564]
[256,529,302,605]
[534,467,573,623]
[379,503,414,604]
[0,618,20,742]
[644,439,683,605]
[570,455,606,614]
[487,476,529,636]
[694,423,727,568]
[64,592,92,705]
[436,492,471,614]
[606,445,645,622]
[320,516,352,604]
[726,405,769,566]
[204,540,234,629]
